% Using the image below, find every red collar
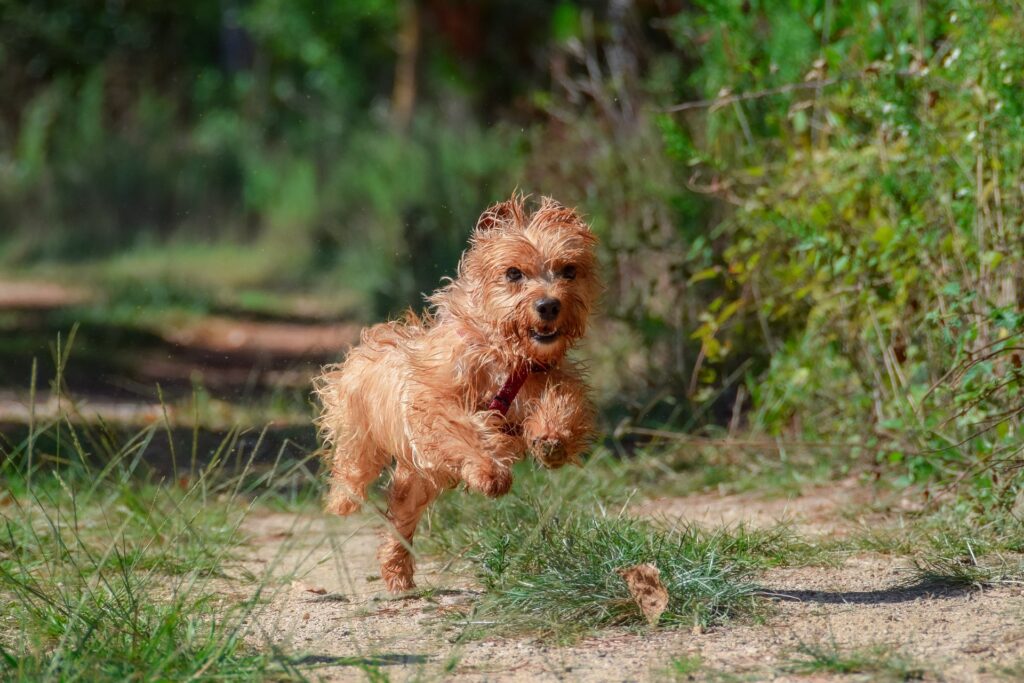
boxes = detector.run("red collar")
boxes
[487,361,550,415]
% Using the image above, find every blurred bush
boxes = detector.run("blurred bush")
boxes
[0,0,523,313]
[3,0,1024,505]
[655,1,1024,504]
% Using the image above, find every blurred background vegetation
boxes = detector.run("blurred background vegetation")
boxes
[2,0,1023,511]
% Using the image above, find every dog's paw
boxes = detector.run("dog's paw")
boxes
[326,488,362,516]
[462,459,513,498]
[531,437,571,469]
[381,558,417,593]
[382,571,416,593]
[379,543,417,593]
[330,498,362,516]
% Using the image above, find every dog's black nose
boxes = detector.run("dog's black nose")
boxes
[535,297,561,321]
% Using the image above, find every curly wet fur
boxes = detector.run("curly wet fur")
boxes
[314,194,599,592]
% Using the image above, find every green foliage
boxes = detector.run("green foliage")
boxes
[656,0,1024,502]
[4,0,1023,508]
[314,116,521,313]
[0,1,523,316]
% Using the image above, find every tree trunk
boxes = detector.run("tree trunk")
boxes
[391,0,420,132]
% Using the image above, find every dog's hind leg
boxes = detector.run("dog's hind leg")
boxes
[325,427,390,516]
[378,465,439,592]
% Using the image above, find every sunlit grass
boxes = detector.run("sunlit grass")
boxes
[0,396,320,680]
[786,640,926,681]
[422,451,829,640]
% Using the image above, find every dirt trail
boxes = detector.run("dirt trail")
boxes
[0,279,93,309]
[240,488,1024,682]
[630,477,930,539]
[0,277,359,425]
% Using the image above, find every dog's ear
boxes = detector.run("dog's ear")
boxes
[475,195,526,233]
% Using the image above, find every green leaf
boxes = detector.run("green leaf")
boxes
[551,1,582,42]
[871,225,895,246]
[689,267,721,284]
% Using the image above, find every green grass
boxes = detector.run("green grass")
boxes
[786,640,926,680]
[0,408,320,681]
[667,654,704,677]
[422,450,830,641]
[836,500,1024,587]
[665,654,754,682]
[470,513,758,633]
[911,551,1024,589]
[605,438,846,500]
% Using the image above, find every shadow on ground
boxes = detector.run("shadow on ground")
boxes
[289,653,430,667]
[766,579,977,605]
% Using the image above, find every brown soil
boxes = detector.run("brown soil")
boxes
[631,478,923,539]
[0,278,359,423]
[238,490,1023,682]
[0,280,92,309]
[161,316,359,357]
[0,390,169,426]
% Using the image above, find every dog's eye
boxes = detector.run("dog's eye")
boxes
[505,267,524,282]
[561,265,577,280]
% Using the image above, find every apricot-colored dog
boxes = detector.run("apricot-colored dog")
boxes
[315,194,599,592]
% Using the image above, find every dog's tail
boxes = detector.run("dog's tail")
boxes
[314,361,394,515]
[313,364,360,515]
[312,363,343,460]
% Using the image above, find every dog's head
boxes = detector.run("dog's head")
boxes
[443,194,599,365]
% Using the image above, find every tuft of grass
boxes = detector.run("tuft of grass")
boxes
[424,450,784,640]
[910,551,1024,589]
[471,512,758,635]
[787,640,926,680]
[667,654,704,677]
[0,400,317,680]
[998,661,1024,679]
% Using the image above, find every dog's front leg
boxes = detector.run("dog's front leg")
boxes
[461,412,522,496]
[405,400,519,498]
[522,370,594,468]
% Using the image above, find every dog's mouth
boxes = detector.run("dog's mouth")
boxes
[529,328,561,344]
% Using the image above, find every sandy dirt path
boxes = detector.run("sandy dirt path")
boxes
[240,489,1024,682]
